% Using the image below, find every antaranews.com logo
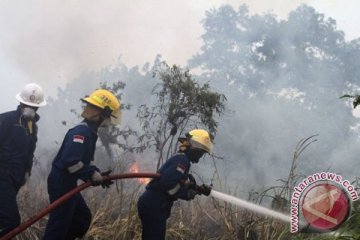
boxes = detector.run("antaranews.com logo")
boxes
[290,172,358,233]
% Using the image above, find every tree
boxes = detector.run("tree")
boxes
[38,61,145,170]
[137,61,226,170]
[189,4,359,103]
[187,3,360,190]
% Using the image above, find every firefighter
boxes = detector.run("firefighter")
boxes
[137,129,213,240]
[0,83,46,237]
[42,89,121,240]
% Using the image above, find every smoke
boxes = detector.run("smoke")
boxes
[1,0,350,96]
[0,0,213,95]
[187,3,360,199]
[0,1,122,90]
[1,1,359,201]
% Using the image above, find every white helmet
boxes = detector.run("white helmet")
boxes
[16,83,47,107]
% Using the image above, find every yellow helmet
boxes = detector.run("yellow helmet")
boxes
[81,89,121,124]
[187,129,213,154]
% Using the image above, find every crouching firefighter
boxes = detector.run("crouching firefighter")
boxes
[42,89,121,240]
[137,129,213,240]
[0,83,46,237]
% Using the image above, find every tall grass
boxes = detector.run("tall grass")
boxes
[14,136,360,240]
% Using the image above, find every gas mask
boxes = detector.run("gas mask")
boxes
[22,107,36,119]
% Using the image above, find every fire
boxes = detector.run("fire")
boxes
[129,162,150,185]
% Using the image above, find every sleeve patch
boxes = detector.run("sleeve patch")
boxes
[176,163,186,174]
[73,135,84,144]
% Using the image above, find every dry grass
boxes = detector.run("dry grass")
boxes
[16,175,358,240]
[12,136,359,240]
[15,176,290,240]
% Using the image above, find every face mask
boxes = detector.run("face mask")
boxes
[22,107,36,119]
[186,148,206,163]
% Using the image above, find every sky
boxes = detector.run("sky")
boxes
[0,0,360,110]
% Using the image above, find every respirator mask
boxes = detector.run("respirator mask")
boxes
[22,107,37,119]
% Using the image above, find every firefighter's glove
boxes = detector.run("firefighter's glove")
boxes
[188,174,197,189]
[187,189,197,200]
[100,170,114,188]
[197,184,212,196]
[91,171,102,185]
[91,171,114,189]
[100,169,112,176]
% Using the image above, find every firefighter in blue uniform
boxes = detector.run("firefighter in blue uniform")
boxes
[0,83,46,237]
[42,89,121,240]
[137,129,213,240]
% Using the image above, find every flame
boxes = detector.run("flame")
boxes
[129,162,150,185]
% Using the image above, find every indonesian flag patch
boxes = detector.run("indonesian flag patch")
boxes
[176,163,186,174]
[73,135,84,144]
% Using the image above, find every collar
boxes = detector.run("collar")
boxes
[81,119,99,134]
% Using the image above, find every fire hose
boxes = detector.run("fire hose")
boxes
[0,172,160,240]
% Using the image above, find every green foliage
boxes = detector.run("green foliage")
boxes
[190,3,359,108]
[94,81,145,165]
[20,3,360,239]
[339,94,360,109]
[153,63,226,133]
[339,94,354,99]
[137,61,226,169]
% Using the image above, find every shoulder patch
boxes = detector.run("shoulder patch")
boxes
[73,135,84,144]
[176,163,186,174]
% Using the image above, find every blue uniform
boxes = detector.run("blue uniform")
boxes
[137,153,193,240]
[43,121,99,240]
[0,106,38,237]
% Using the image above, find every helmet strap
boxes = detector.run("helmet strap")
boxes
[100,106,112,119]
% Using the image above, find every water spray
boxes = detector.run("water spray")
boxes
[0,172,160,240]
[210,190,290,223]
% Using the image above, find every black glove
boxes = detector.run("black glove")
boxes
[100,170,114,188]
[91,170,114,189]
[188,174,197,189]
[187,189,197,200]
[197,184,212,196]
